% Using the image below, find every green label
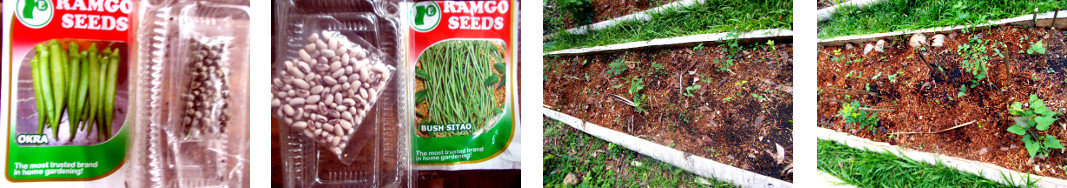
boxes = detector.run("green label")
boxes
[413,108,513,164]
[6,125,128,180]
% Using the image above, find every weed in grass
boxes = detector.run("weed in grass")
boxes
[1007,94,1064,159]
[839,101,879,134]
[818,139,1019,187]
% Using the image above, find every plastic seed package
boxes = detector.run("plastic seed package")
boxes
[273,0,412,187]
[128,0,251,187]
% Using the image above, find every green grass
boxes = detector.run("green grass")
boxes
[543,119,734,187]
[818,0,1065,39]
[818,139,1030,187]
[545,0,791,52]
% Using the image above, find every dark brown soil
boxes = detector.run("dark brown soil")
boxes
[818,25,1067,179]
[545,41,794,181]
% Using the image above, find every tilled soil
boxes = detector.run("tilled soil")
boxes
[545,41,794,181]
[818,25,1067,179]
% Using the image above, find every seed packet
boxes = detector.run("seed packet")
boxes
[401,0,521,170]
[1,0,137,186]
[272,0,413,187]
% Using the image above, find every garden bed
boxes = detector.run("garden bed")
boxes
[544,39,794,181]
[817,25,1067,180]
[546,0,680,33]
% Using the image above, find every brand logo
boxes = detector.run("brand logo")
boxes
[410,2,441,32]
[16,0,53,28]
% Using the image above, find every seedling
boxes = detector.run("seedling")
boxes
[693,43,705,51]
[750,93,765,101]
[1007,94,1064,159]
[612,84,624,89]
[723,97,733,102]
[957,35,989,88]
[628,76,646,112]
[765,40,776,51]
[683,84,701,97]
[715,31,741,72]
[607,58,627,76]
[839,101,879,134]
[734,80,748,86]
[1027,40,1046,55]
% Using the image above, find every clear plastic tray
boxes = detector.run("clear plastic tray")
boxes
[273,0,411,187]
[128,0,251,187]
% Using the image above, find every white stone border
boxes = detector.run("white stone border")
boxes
[816,0,887,22]
[547,28,792,56]
[819,10,1067,46]
[544,108,792,188]
[816,127,1067,187]
[562,0,706,35]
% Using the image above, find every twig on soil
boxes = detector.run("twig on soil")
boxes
[891,120,977,135]
[564,75,581,80]
[827,87,885,99]
[607,94,638,108]
[543,104,553,109]
[857,107,894,112]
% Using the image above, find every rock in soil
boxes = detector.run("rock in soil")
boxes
[978,147,989,155]
[931,34,946,47]
[863,43,875,54]
[910,33,928,47]
[845,43,855,50]
[564,173,579,185]
[875,39,886,52]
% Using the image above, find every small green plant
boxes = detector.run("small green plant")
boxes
[683,84,701,97]
[839,101,879,134]
[715,31,741,72]
[1007,94,1064,159]
[1027,40,1046,55]
[957,35,989,88]
[607,58,627,76]
[723,97,733,102]
[693,43,705,51]
[765,40,776,51]
[957,85,966,97]
[628,76,646,112]
[750,93,765,101]
[580,59,588,66]
[612,84,624,89]
[556,0,594,26]
[734,80,747,86]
